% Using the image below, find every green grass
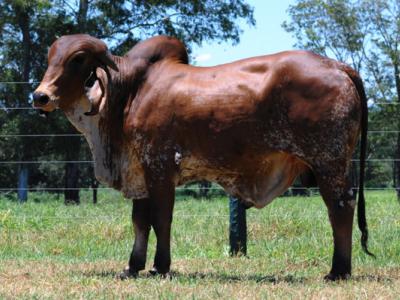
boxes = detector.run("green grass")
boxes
[0,190,399,299]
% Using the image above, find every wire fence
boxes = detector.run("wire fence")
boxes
[1,83,400,195]
[1,131,400,137]
[2,103,400,111]
[1,159,400,165]
[1,160,399,192]
[0,214,233,220]
[0,187,398,192]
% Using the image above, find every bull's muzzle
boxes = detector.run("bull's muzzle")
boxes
[32,91,52,118]
[32,92,50,106]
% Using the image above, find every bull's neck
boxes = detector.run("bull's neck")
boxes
[63,56,144,188]
[64,97,122,189]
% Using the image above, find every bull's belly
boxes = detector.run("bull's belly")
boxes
[176,152,308,208]
[100,147,308,204]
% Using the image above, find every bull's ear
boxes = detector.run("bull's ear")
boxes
[84,68,108,116]
[98,51,118,72]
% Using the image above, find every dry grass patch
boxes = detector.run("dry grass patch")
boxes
[1,259,399,299]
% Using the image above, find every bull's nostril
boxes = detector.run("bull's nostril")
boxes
[32,92,50,105]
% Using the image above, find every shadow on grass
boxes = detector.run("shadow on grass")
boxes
[170,271,306,284]
[80,269,396,284]
[81,270,120,278]
[351,274,394,283]
[80,268,306,284]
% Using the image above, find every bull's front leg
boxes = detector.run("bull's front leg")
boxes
[137,142,176,277]
[119,199,151,279]
[148,181,175,276]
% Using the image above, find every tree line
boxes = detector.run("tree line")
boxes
[284,0,400,197]
[1,0,399,203]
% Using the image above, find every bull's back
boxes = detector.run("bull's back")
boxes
[133,50,359,160]
[168,51,351,123]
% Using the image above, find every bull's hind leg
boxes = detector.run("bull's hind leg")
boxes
[315,166,355,280]
[120,199,151,279]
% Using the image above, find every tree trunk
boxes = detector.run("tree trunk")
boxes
[64,134,81,204]
[77,0,88,31]
[62,0,89,205]
[393,64,400,200]
[198,181,211,199]
[18,165,28,203]
[91,169,98,204]
[395,133,400,199]
[92,182,98,204]
[64,162,80,205]
[15,4,32,202]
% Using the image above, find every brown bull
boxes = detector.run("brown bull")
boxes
[33,34,372,280]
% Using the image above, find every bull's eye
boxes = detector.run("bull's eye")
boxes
[71,55,85,65]
[84,71,97,88]
[69,53,86,67]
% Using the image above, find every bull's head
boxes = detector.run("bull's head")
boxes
[33,34,118,116]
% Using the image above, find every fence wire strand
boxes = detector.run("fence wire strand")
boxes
[1,159,400,164]
[1,131,400,138]
[2,82,400,196]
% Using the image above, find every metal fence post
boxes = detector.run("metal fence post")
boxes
[229,196,247,256]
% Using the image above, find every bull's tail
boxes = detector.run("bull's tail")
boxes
[341,64,374,257]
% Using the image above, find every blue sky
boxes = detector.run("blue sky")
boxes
[192,0,297,66]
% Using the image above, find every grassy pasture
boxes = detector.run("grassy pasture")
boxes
[0,190,399,299]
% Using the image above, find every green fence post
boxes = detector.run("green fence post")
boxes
[229,196,247,256]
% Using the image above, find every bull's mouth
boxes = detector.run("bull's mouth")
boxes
[32,98,58,118]
[38,109,49,118]
[31,102,51,118]
[32,101,56,111]
[32,102,56,111]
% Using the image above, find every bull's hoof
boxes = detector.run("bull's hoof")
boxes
[324,272,351,281]
[118,267,138,280]
[149,267,172,279]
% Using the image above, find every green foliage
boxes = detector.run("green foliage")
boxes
[284,0,400,190]
[86,0,256,53]
[283,0,366,70]
[283,0,400,97]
